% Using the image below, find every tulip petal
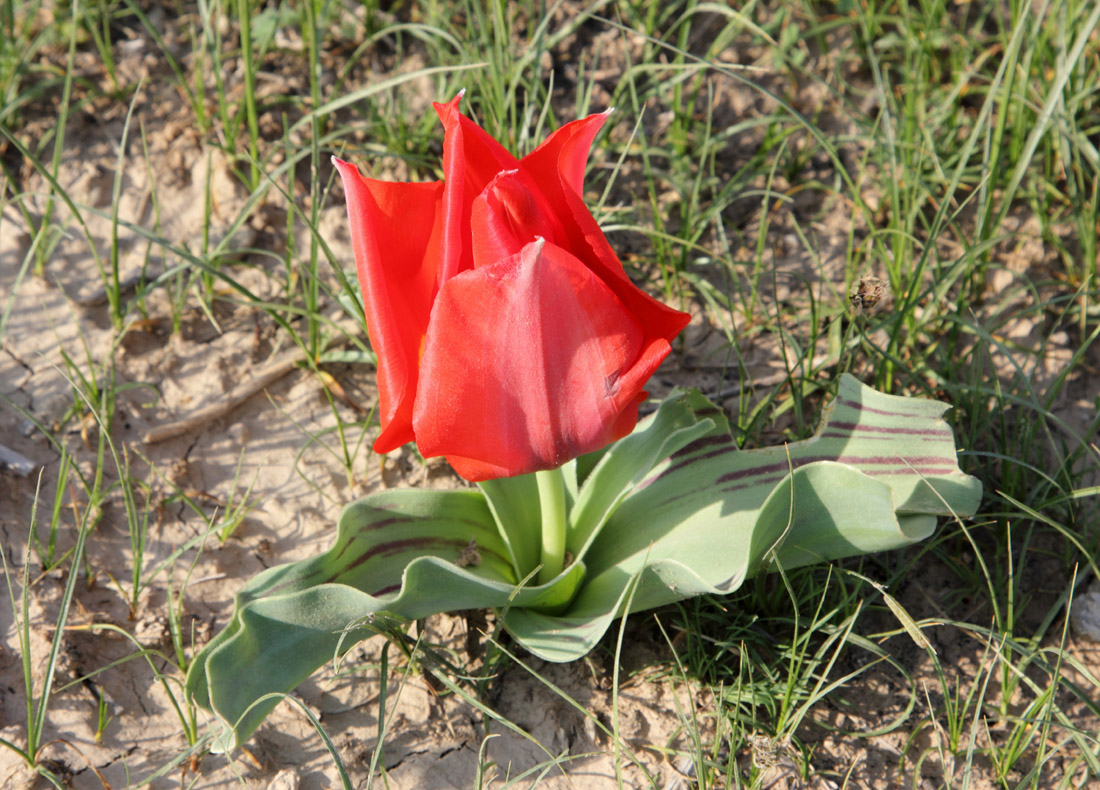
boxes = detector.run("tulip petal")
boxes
[470,169,560,268]
[433,94,522,282]
[333,157,443,452]
[521,113,691,344]
[523,110,612,199]
[413,240,670,480]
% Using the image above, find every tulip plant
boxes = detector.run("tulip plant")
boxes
[185,95,981,752]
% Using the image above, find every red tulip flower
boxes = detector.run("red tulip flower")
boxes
[334,94,690,481]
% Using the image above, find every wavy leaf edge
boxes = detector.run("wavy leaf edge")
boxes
[186,375,982,750]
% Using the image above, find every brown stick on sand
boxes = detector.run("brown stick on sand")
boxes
[143,330,358,445]
[143,348,306,444]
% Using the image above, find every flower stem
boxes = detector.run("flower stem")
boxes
[536,467,567,584]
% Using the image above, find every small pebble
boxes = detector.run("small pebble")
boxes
[1070,582,1100,642]
[266,768,299,790]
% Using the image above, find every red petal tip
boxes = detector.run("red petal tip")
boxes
[432,92,465,121]
[331,157,360,178]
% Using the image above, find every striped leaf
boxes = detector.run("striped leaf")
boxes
[186,375,981,748]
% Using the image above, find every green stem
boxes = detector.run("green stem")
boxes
[236,0,259,189]
[536,467,567,584]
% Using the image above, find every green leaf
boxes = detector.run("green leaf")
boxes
[500,374,982,661]
[477,474,541,578]
[567,389,724,560]
[185,489,579,751]
[188,375,981,746]
[503,461,906,660]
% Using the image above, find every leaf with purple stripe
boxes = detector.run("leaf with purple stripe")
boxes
[186,374,981,747]
[185,489,584,751]
[502,374,981,661]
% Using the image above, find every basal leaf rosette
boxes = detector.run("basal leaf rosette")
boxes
[185,375,982,751]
